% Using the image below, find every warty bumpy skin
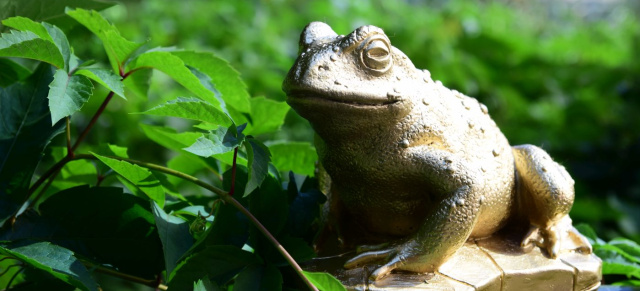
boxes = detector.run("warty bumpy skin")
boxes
[282,22,590,280]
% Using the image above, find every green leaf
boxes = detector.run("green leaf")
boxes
[172,51,250,113]
[168,245,256,290]
[185,124,246,157]
[139,97,230,126]
[268,142,317,176]
[66,8,143,72]
[41,23,71,71]
[127,50,221,107]
[2,16,53,41]
[0,0,114,32]
[610,238,640,262]
[75,68,125,99]
[0,30,64,68]
[0,64,64,226]
[152,202,193,276]
[9,185,165,278]
[92,153,166,207]
[0,241,98,291]
[123,67,151,99]
[234,264,282,291]
[47,69,94,124]
[302,271,346,291]
[139,124,201,152]
[244,137,271,197]
[246,97,289,135]
[0,58,31,87]
[193,277,221,291]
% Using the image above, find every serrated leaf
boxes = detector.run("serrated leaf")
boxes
[75,68,125,99]
[185,124,246,157]
[244,137,271,197]
[0,0,114,32]
[128,50,221,107]
[246,97,289,135]
[193,277,221,291]
[269,142,317,176]
[47,69,94,124]
[234,264,282,291]
[66,8,143,72]
[172,51,250,113]
[139,97,230,126]
[2,16,53,41]
[0,30,64,68]
[0,58,31,86]
[152,202,193,276]
[92,153,165,207]
[0,64,64,226]
[168,245,256,289]
[302,271,346,291]
[42,23,70,71]
[139,124,201,151]
[0,241,99,291]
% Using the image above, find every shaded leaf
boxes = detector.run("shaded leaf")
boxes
[47,69,94,124]
[75,68,125,98]
[302,271,346,291]
[168,245,256,290]
[2,185,164,279]
[66,8,142,72]
[151,202,193,276]
[234,264,282,291]
[172,51,250,113]
[184,124,246,157]
[244,137,271,197]
[193,277,221,291]
[92,153,165,207]
[0,241,98,291]
[0,30,64,68]
[41,23,70,71]
[0,64,64,226]
[0,58,31,87]
[123,67,151,99]
[0,0,113,32]
[139,97,230,126]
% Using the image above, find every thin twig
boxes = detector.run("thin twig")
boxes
[71,91,114,152]
[66,117,73,158]
[83,260,167,290]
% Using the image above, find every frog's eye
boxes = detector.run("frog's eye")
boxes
[360,37,392,74]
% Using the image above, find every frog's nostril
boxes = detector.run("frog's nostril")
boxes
[300,22,338,48]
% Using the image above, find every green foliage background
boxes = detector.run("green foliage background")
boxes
[1,0,640,289]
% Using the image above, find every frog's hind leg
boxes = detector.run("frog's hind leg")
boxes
[512,144,575,258]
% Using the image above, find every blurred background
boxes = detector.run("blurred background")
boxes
[62,0,640,245]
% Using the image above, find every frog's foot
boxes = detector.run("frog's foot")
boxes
[521,225,560,259]
[344,241,424,280]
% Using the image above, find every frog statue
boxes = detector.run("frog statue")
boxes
[283,22,599,287]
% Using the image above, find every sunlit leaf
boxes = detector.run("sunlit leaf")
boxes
[66,8,143,72]
[302,271,346,291]
[75,68,125,99]
[0,0,114,31]
[92,153,165,207]
[172,51,251,113]
[47,69,94,124]
[268,142,317,176]
[184,124,246,157]
[0,30,64,68]
[245,97,289,135]
[139,97,230,126]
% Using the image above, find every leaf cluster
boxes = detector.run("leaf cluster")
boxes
[0,3,332,291]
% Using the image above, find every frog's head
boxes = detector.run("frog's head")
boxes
[283,22,425,137]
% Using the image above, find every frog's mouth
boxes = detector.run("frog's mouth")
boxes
[286,90,401,107]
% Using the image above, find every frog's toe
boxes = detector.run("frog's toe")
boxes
[344,248,395,269]
[370,256,405,280]
[521,225,561,259]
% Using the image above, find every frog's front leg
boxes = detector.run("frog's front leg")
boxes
[344,150,484,280]
[513,144,590,258]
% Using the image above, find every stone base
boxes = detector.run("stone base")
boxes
[303,222,601,290]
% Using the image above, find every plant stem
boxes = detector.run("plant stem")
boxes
[66,117,73,158]
[72,91,114,152]
[82,260,167,290]
[27,156,70,196]
[73,154,318,291]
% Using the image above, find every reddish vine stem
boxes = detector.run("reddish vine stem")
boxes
[71,91,114,152]
[66,117,73,158]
